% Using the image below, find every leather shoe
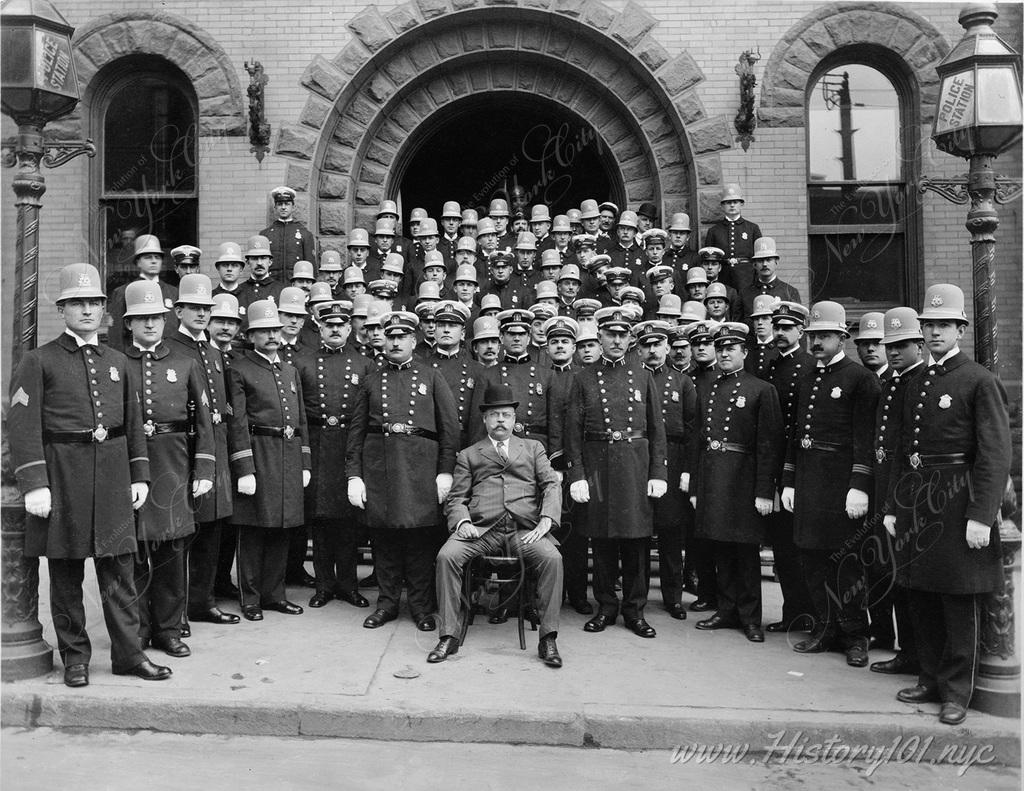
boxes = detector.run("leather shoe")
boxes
[242,605,263,621]
[939,702,967,725]
[583,613,614,633]
[744,623,765,643]
[113,659,172,681]
[179,619,191,638]
[363,609,396,629]
[689,599,716,612]
[152,635,191,658]
[695,614,739,631]
[414,613,436,631]
[870,653,920,676]
[896,684,941,704]
[337,590,370,608]
[308,591,333,608]
[64,663,89,688]
[667,603,688,620]
[569,599,593,615]
[845,639,869,667]
[626,618,656,638]
[488,607,510,625]
[793,633,836,653]
[426,635,459,663]
[538,635,563,667]
[189,607,240,625]
[263,600,303,615]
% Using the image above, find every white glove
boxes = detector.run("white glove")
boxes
[436,473,453,504]
[781,487,795,513]
[845,488,869,520]
[679,472,690,493]
[192,479,213,498]
[24,487,51,518]
[302,469,311,488]
[647,479,667,498]
[131,482,149,510]
[883,514,896,537]
[237,474,256,496]
[348,477,366,509]
[966,519,992,549]
[755,497,773,516]
[570,480,590,503]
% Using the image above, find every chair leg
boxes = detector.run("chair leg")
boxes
[517,585,527,650]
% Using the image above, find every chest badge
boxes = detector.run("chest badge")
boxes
[164,298,174,309]
[109,366,120,382]
[535,383,543,396]
[741,232,749,240]
[215,360,221,372]
[634,389,642,402]
[938,394,952,409]
[466,377,474,390]
[671,391,679,403]
[166,368,178,383]
[830,386,842,399]
[418,383,428,396]
[736,395,746,408]
[290,381,297,393]
[351,373,359,385]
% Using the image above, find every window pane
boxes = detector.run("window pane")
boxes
[809,233,905,305]
[807,184,905,226]
[104,79,196,194]
[808,65,901,181]
[102,199,198,291]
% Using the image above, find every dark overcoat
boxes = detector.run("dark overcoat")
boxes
[648,363,697,528]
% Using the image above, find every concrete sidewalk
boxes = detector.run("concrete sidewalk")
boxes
[2,562,1019,768]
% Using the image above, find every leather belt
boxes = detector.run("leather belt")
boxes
[727,257,751,266]
[585,429,647,443]
[907,452,971,469]
[251,424,300,439]
[798,437,841,452]
[512,422,547,436]
[308,416,347,428]
[706,439,751,454]
[143,420,189,437]
[43,425,125,444]
[368,424,438,441]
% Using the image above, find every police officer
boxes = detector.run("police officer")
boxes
[855,312,890,379]
[782,301,879,667]
[166,279,241,626]
[664,213,700,287]
[745,294,781,379]
[440,201,462,262]
[346,311,460,631]
[276,286,312,368]
[106,234,178,351]
[565,306,668,638]
[319,250,346,299]
[740,238,801,323]
[638,320,697,620]
[698,246,742,321]
[605,211,645,284]
[884,285,1011,725]
[212,242,246,300]
[296,300,374,609]
[226,300,311,620]
[260,186,316,282]
[122,279,215,657]
[237,235,285,313]
[702,183,762,292]
[691,322,782,643]
[427,300,481,448]
[9,263,170,685]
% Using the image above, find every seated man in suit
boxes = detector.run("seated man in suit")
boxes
[429,383,564,667]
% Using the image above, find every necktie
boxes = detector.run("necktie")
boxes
[497,442,508,463]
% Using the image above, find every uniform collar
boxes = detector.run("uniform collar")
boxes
[503,351,531,364]
[64,329,100,348]
[893,360,924,380]
[929,346,960,367]
[129,342,169,359]
[817,351,845,369]
[875,363,889,378]
[253,349,280,366]
[600,355,626,367]
[177,326,208,343]
[551,361,574,372]
[642,362,665,373]
[387,357,414,370]
[434,345,463,359]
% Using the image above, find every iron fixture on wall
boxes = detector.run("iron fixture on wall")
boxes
[245,60,271,163]
[734,49,760,152]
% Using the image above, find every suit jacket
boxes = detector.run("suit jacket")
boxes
[445,435,561,536]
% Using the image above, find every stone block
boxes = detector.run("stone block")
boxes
[77,34,111,69]
[589,53,620,86]
[888,20,923,57]
[451,0,478,10]
[516,63,539,91]
[299,95,332,130]
[377,120,409,149]
[461,24,486,51]
[365,71,396,104]
[198,94,238,122]
[608,71,643,102]
[193,71,225,100]
[335,117,366,147]
[435,29,464,60]
[348,6,394,53]
[635,37,669,73]
[642,114,674,144]
[319,173,348,199]
[609,1,657,49]
[693,157,720,186]
[319,236,346,254]
[773,61,810,93]
[319,202,348,235]
[620,158,651,182]
[624,179,654,203]
[406,90,435,119]
[653,140,684,169]
[348,94,380,126]
[275,124,319,160]
[758,107,803,128]
[554,78,579,105]
[699,189,725,223]
[357,182,384,205]
[286,163,312,191]
[324,143,355,173]
[601,117,630,146]
[487,22,518,49]
[629,89,660,121]
[674,90,705,125]
[905,38,942,72]
[545,28,573,59]
[522,0,551,10]
[657,53,703,97]
[408,40,441,71]
[427,77,452,104]
[584,1,616,31]
[383,53,418,86]
[387,3,421,35]
[334,41,370,77]
[552,0,586,17]
[415,0,449,19]
[301,56,347,101]
[688,117,733,155]
[365,142,395,167]
[565,38,595,70]
[783,38,819,74]
[141,22,181,61]
[662,164,692,194]
[764,86,804,109]
[448,70,471,96]
[98,22,136,58]
[800,22,836,59]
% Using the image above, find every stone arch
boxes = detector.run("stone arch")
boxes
[275,0,732,248]
[51,11,245,138]
[758,2,951,128]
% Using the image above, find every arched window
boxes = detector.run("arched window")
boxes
[806,52,921,310]
[91,56,198,292]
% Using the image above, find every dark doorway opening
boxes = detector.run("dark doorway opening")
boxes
[397,94,620,224]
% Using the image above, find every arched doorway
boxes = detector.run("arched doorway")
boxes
[396,93,618,220]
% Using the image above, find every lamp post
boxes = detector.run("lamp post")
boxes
[1,0,94,681]
[921,3,1023,718]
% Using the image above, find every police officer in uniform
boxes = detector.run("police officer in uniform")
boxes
[227,300,311,620]
[745,294,781,379]
[740,238,801,323]
[346,311,460,631]
[565,307,668,638]
[427,300,481,448]
[106,234,178,351]
[702,183,762,292]
[237,235,285,313]
[9,263,170,685]
[260,186,316,282]
[296,300,374,609]
[122,280,215,657]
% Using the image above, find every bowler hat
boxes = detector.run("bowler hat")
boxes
[478,382,519,413]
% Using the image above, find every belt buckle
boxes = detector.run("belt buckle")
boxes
[800,436,812,450]
[513,422,524,434]
[709,439,722,451]
[283,425,295,439]
[391,423,405,434]
[876,447,886,463]
[611,430,623,441]
[143,421,155,438]
[92,424,108,442]
[909,452,922,469]
[211,410,222,425]
[327,416,339,427]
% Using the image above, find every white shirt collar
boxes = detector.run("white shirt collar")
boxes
[254,349,280,365]
[178,326,208,342]
[490,436,509,455]
[64,329,99,347]
[929,345,960,366]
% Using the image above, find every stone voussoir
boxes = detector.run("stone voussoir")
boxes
[609,1,657,49]
[275,124,319,160]
[348,6,395,53]
[301,55,348,101]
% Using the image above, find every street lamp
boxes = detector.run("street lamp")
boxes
[1,0,95,682]
[922,3,1023,719]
